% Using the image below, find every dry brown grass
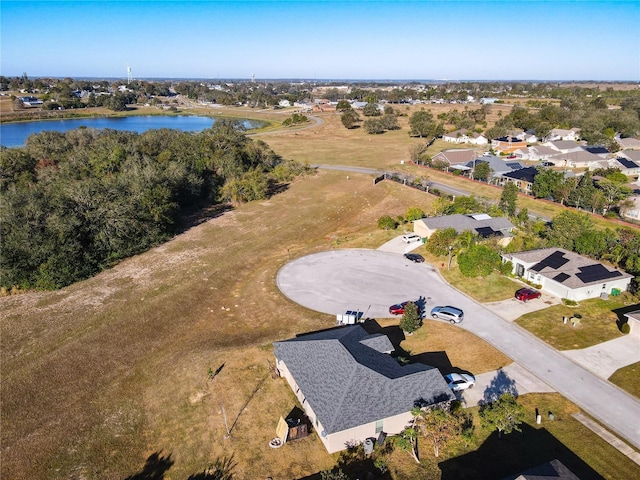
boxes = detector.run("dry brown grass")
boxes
[4,102,640,480]
[1,169,512,479]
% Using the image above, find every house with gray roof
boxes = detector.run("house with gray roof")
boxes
[447,155,523,182]
[273,325,454,453]
[431,148,479,166]
[550,149,604,169]
[616,136,640,151]
[413,213,515,246]
[543,140,583,154]
[502,248,632,301]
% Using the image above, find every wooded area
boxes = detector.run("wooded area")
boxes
[0,121,306,290]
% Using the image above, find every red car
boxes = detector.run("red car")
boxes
[515,288,541,302]
[389,302,409,315]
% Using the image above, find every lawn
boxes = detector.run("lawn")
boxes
[3,103,640,480]
[515,296,632,350]
[609,361,640,398]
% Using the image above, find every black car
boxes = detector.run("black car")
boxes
[404,253,425,263]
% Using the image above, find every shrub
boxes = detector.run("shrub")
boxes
[563,299,578,306]
[400,302,422,334]
[377,215,398,230]
[621,322,631,334]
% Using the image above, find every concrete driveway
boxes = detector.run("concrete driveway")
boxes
[483,294,562,322]
[276,248,640,450]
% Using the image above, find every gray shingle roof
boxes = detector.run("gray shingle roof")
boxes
[415,214,514,236]
[274,326,454,435]
[503,248,632,289]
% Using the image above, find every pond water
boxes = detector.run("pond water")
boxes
[0,115,263,148]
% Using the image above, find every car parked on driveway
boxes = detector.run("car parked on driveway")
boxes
[444,372,476,391]
[515,288,542,302]
[404,253,425,263]
[402,234,421,244]
[430,305,464,323]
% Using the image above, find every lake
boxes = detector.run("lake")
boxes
[0,115,263,148]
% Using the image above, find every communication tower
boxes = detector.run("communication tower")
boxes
[127,65,133,84]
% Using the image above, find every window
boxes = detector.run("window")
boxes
[375,420,384,434]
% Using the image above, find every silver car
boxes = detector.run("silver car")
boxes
[430,305,464,323]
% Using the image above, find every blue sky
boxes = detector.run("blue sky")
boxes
[1,0,639,81]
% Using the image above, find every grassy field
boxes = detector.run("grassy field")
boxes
[3,103,640,479]
[515,296,633,350]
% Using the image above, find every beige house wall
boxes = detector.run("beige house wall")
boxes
[276,358,416,453]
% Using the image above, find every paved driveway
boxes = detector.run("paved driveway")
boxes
[276,248,640,450]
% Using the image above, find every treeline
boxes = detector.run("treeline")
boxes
[0,121,309,290]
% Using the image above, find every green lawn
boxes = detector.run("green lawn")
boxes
[609,361,640,398]
[515,297,630,350]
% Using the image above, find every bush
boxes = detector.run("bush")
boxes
[621,322,631,334]
[377,215,398,230]
[563,299,578,306]
[400,302,422,334]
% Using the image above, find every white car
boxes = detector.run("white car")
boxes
[444,373,476,391]
[402,234,421,244]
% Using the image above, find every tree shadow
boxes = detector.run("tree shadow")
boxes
[612,303,640,330]
[438,424,604,480]
[295,443,394,480]
[482,368,519,405]
[175,203,233,234]
[186,455,236,480]
[124,451,174,480]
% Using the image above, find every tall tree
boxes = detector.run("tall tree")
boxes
[546,210,594,250]
[499,182,518,216]
[479,392,525,439]
[409,109,444,139]
[400,302,422,334]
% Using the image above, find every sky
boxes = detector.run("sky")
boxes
[1,0,639,81]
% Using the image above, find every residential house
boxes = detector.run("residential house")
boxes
[442,129,488,145]
[492,136,528,155]
[502,248,632,301]
[508,459,581,480]
[449,155,523,183]
[550,150,603,169]
[480,98,498,104]
[618,149,640,164]
[546,128,581,142]
[500,166,539,194]
[431,148,479,166]
[583,145,610,158]
[19,96,43,107]
[616,137,640,151]
[543,140,584,154]
[273,325,455,453]
[611,157,640,176]
[413,213,515,246]
[620,195,640,221]
[512,144,558,161]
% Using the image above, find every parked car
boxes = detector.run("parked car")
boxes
[541,161,555,167]
[444,372,476,391]
[515,288,542,302]
[402,234,421,244]
[389,301,423,316]
[404,253,425,263]
[430,305,464,323]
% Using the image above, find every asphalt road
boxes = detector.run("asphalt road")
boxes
[277,248,640,450]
